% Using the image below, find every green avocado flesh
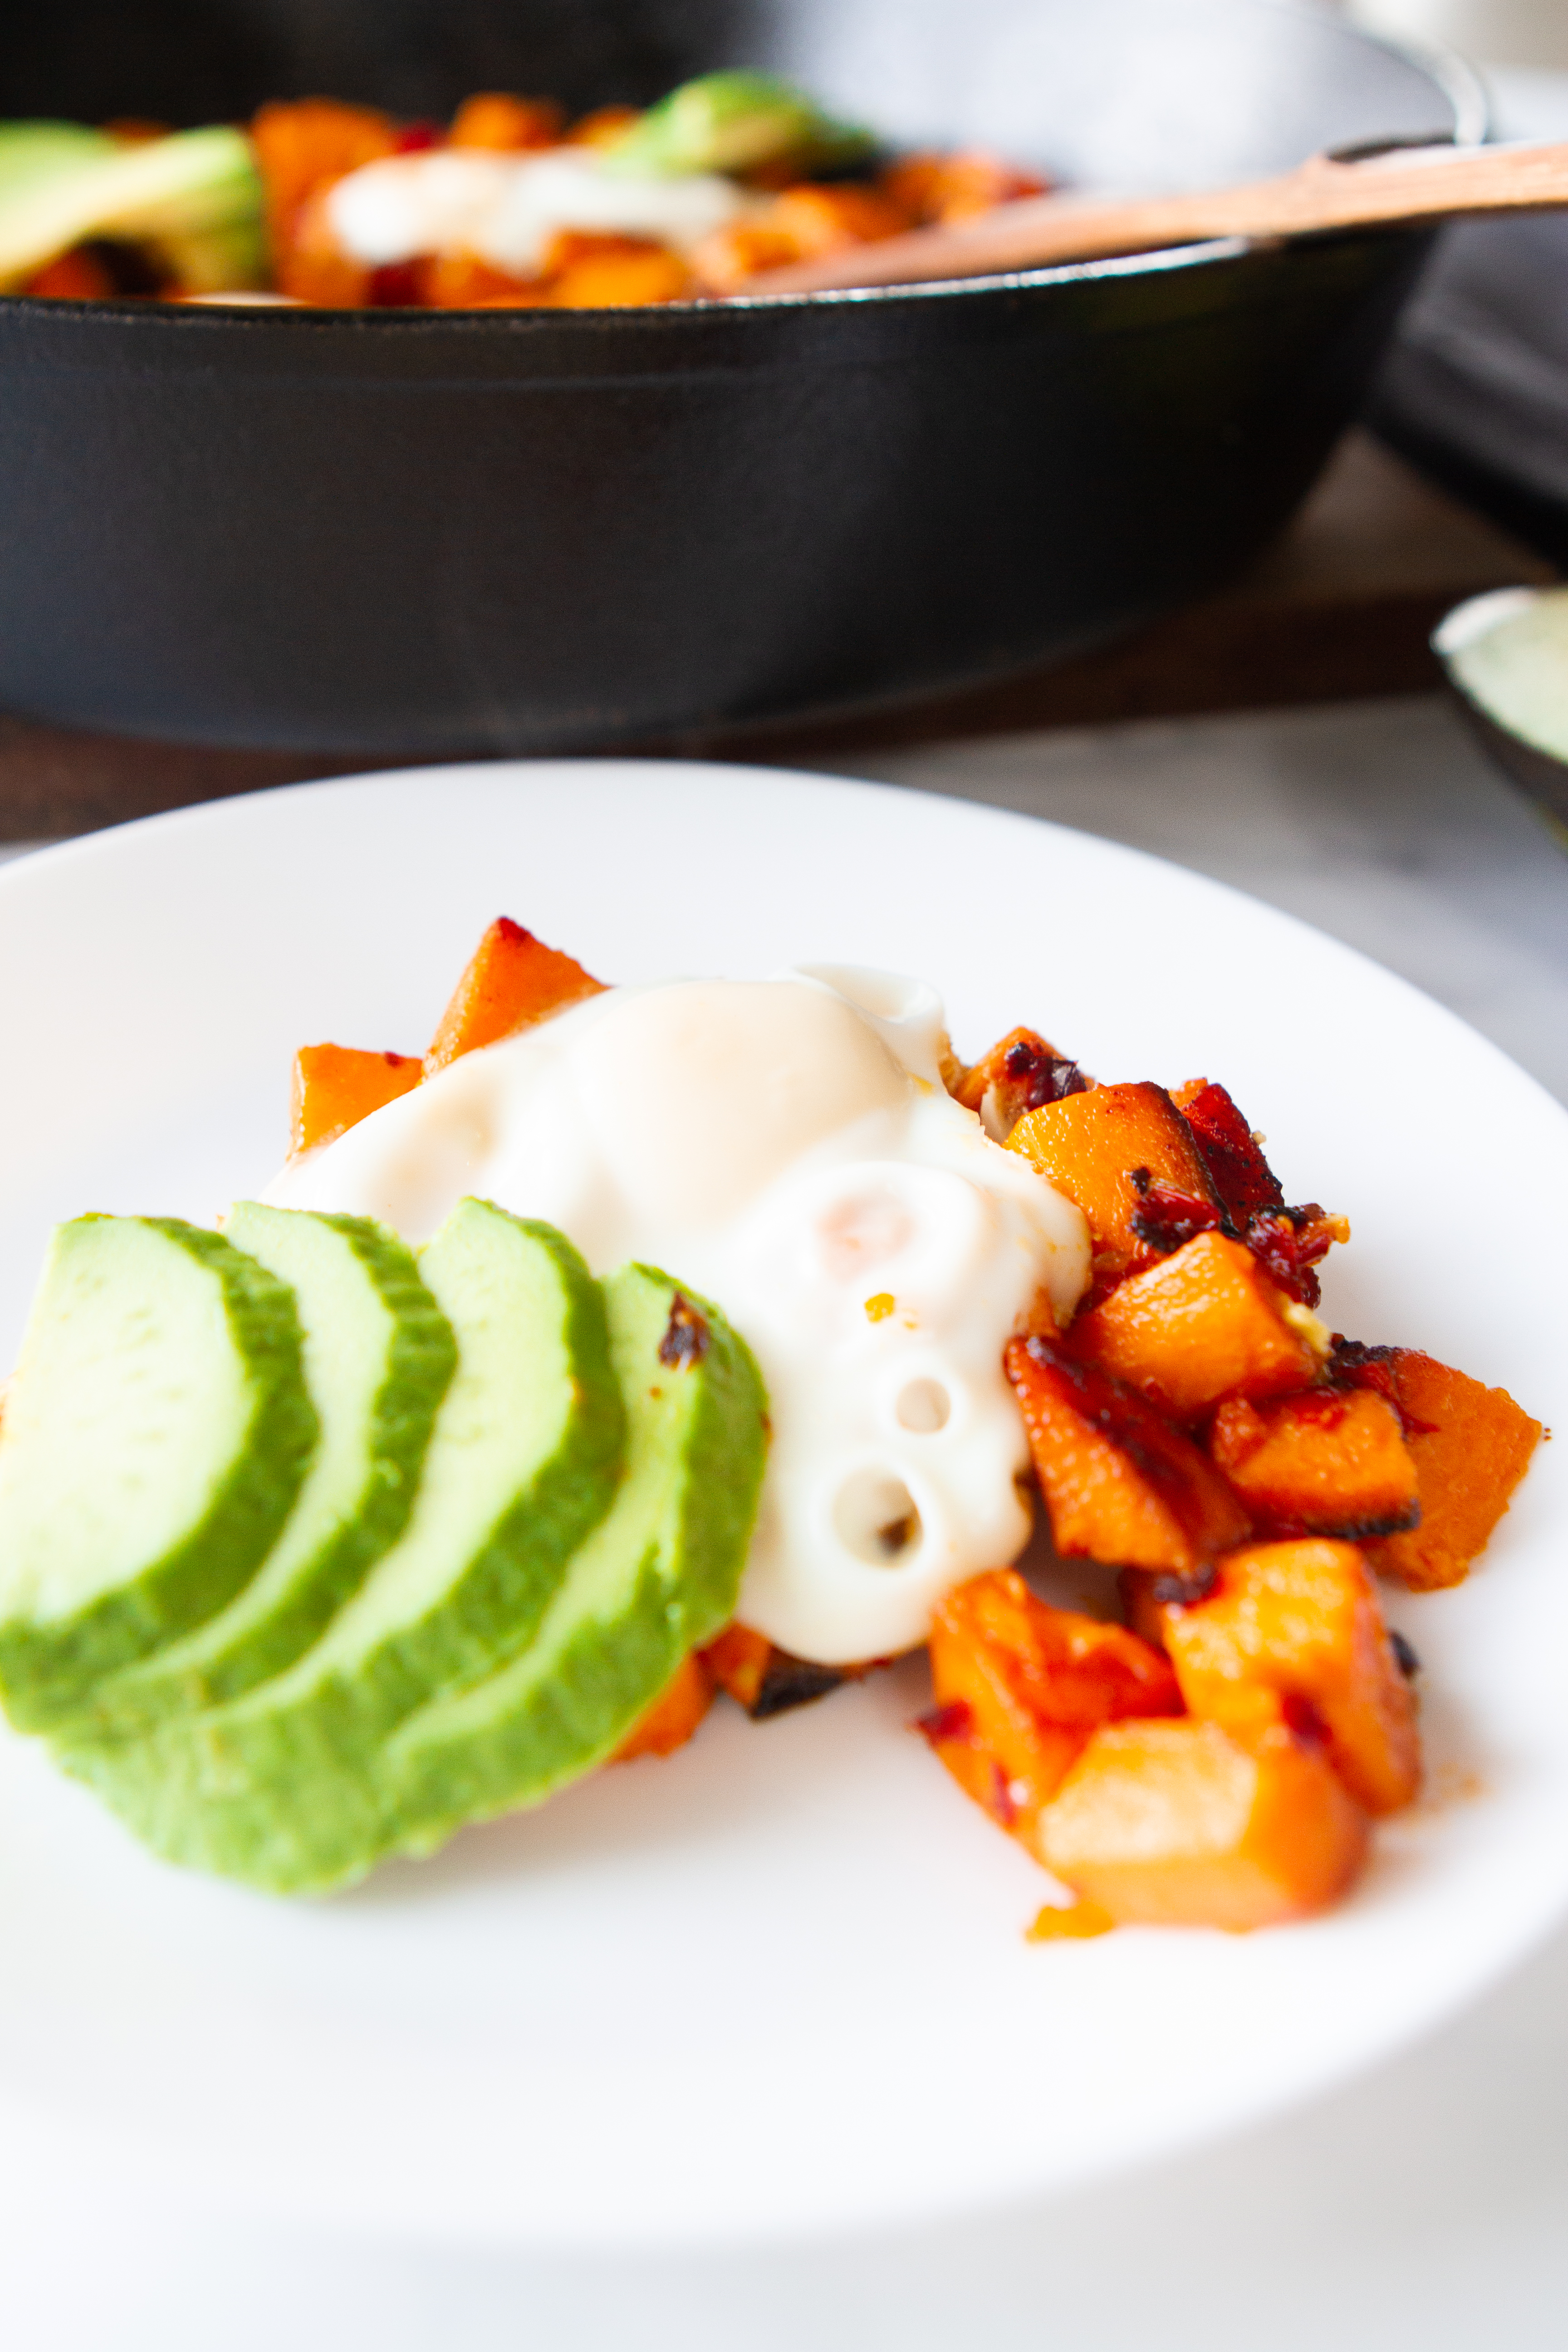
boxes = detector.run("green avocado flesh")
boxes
[1442,586,1568,764]
[382,1262,767,1871]
[76,1206,457,1735]
[65,1198,629,1888]
[0,122,264,290]
[0,1216,317,1730]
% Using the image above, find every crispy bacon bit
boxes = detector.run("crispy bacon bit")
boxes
[657,1295,710,1370]
[990,1759,1020,1828]
[1280,1691,1331,1748]
[1127,1168,1225,1255]
[916,1699,975,1746]
[1176,1080,1285,1225]
[393,120,442,152]
[1243,1203,1337,1309]
[368,260,425,306]
[1390,1630,1421,1681]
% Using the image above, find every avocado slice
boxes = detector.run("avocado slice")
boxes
[382,1264,767,1869]
[77,1206,457,1735]
[66,1199,625,1889]
[0,1216,318,1729]
[0,123,265,292]
[601,71,872,180]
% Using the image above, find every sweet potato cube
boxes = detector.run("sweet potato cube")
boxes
[1071,1231,1324,1419]
[610,1651,713,1762]
[1361,1352,1542,1591]
[1008,1082,1221,1281]
[1038,1717,1369,1930]
[1163,1539,1420,1815]
[925,1569,1181,1846]
[1007,1335,1250,1575]
[699,1623,847,1719]
[424,916,606,1073]
[288,1042,421,1156]
[1210,1389,1418,1537]
[953,1027,1087,1139]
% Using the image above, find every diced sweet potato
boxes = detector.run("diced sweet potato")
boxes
[250,98,400,275]
[1210,1389,1418,1538]
[424,915,606,1073]
[1007,1082,1221,1283]
[924,1569,1181,1847]
[1007,1334,1250,1575]
[448,92,564,150]
[1163,1539,1420,1815]
[1357,1351,1543,1591]
[952,1027,1087,1141]
[610,1651,713,1762]
[289,1043,421,1156]
[880,147,1050,224]
[1038,1716,1369,1930]
[24,247,118,299]
[1071,1231,1325,1420]
[545,236,692,308]
[423,250,548,307]
[699,1624,848,1719]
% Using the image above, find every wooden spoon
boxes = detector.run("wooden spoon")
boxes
[726,138,1568,298]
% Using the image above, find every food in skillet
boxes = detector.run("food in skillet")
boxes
[0,919,1539,1926]
[0,71,1049,308]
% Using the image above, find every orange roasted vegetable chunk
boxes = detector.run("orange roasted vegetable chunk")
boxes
[1039,1717,1368,1930]
[700,1623,850,1718]
[1007,1082,1221,1284]
[923,1569,1181,1850]
[1071,1231,1324,1420]
[545,235,692,308]
[1007,1334,1250,1575]
[952,1027,1088,1140]
[881,147,1050,223]
[1163,1539,1420,1815]
[1352,1349,1542,1591]
[250,98,399,301]
[610,1651,713,1762]
[448,92,564,150]
[1210,1388,1418,1537]
[424,915,606,1073]
[424,250,548,306]
[289,1044,421,1156]
[24,247,118,298]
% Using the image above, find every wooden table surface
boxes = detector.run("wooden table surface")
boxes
[0,429,1552,841]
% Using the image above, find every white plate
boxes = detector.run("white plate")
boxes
[0,758,1564,2254]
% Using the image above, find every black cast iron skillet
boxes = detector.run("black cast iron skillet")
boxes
[0,0,1482,758]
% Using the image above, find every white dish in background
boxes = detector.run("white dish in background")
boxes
[0,758,1563,2253]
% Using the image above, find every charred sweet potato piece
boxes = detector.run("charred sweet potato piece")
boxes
[1038,1716,1369,1930]
[610,1650,713,1762]
[1356,1350,1542,1591]
[952,1027,1088,1141]
[1210,1389,1418,1538]
[545,235,692,307]
[288,1043,421,1156]
[699,1624,848,1719]
[1162,1539,1420,1815]
[250,98,400,299]
[923,1569,1181,1847]
[880,147,1050,224]
[1007,1082,1221,1283]
[448,92,564,150]
[1007,1335,1250,1575]
[424,916,606,1073]
[24,246,118,298]
[1071,1231,1325,1420]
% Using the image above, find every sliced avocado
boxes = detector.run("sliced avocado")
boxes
[0,1216,317,1729]
[78,1206,457,1735]
[1436,585,1568,765]
[381,1264,767,1869]
[0,124,264,292]
[66,1199,625,1890]
[601,71,872,181]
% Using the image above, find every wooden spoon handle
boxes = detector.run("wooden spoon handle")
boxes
[730,139,1568,298]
